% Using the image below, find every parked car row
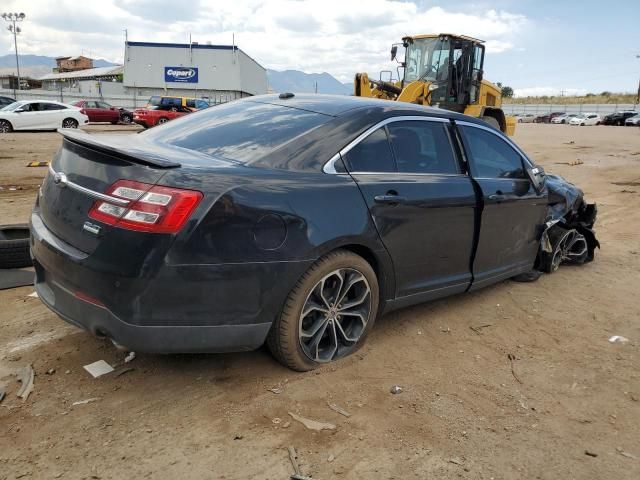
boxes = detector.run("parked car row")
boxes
[514,111,640,126]
[0,95,214,132]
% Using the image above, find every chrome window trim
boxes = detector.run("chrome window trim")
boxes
[455,120,534,169]
[48,165,131,207]
[323,115,450,174]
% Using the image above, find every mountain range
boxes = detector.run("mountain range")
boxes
[0,54,352,94]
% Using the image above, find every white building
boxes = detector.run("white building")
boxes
[123,41,267,102]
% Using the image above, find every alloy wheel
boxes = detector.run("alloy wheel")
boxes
[62,119,78,128]
[550,229,588,272]
[0,120,11,133]
[298,268,372,363]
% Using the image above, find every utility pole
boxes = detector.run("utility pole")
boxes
[2,12,26,95]
[636,54,640,105]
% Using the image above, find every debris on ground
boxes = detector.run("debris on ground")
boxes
[608,335,630,344]
[26,161,49,167]
[616,448,638,460]
[448,457,464,466]
[584,450,598,457]
[507,354,523,384]
[124,352,136,363]
[72,398,99,406]
[555,159,584,166]
[288,412,336,431]
[327,454,335,462]
[83,360,114,378]
[327,402,351,417]
[112,367,134,378]
[287,446,313,480]
[46,368,55,375]
[27,291,38,298]
[470,324,493,335]
[0,388,6,404]
[390,385,403,395]
[268,385,284,394]
[16,364,34,401]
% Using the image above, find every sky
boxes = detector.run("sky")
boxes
[1,0,639,97]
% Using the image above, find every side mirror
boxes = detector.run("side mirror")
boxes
[390,45,398,61]
[528,165,546,191]
[14,108,25,113]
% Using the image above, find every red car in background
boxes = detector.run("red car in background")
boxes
[73,100,133,124]
[132,105,192,128]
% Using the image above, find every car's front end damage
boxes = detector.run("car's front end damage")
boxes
[537,174,600,273]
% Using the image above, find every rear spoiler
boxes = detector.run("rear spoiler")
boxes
[58,129,181,169]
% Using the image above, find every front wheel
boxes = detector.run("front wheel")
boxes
[481,116,501,130]
[267,250,379,371]
[62,118,78,129]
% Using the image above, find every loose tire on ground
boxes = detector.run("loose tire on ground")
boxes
[0,224,32,269]
[267,249,379,371]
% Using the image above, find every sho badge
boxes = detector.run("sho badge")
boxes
[83,221,101,236]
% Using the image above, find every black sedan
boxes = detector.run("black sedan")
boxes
[603,111,638,126]
[30,94,598,371]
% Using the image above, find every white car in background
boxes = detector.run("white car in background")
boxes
[515,114,535,123]
[551,113,578,124]
[569,113,601,126]
[0,100,89,133]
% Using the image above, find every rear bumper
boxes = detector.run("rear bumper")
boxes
[132,118,149,128]
[30,211,309,353]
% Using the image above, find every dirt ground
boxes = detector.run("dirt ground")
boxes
[1,123,639,480]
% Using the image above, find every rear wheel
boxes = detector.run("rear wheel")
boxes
[0,120,13,133]
[267,250,379,371]
[157,117,169,125]
[62,118,78,129]
[120,113,132,124]
[481,116,501,130]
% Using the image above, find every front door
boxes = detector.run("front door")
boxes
[344,118,477,301]
[457,122,547,289]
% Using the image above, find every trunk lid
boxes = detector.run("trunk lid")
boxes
[39,130,191,254]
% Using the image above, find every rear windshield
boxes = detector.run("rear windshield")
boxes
[145,100,332,163]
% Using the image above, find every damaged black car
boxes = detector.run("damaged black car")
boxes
[30,95,598,371]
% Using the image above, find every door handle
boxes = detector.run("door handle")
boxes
[488,194,506,201]
[374,194,407,205]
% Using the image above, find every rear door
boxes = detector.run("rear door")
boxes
[345,117,477,301]
[457,121,547,289]
[83,101,101,122]
[97,101,119,122]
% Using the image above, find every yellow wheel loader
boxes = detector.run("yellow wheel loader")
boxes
[354,33,516,135]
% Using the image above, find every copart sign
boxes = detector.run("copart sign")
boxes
[164,67,199,83]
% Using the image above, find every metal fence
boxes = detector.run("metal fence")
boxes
[503,103,639,116]
[0,88,234,110]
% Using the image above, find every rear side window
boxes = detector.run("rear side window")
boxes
[460,126,526,179]
[43,103,66,110]
[387,121,458,174]
[149,101,331,162]
[343,128,395,173]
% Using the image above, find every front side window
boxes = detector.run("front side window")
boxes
[461,125,526,179]
[85,101,97,108]
[343,127,395,173]
[387,121,458,174]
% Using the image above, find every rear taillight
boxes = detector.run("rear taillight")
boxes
[88,180,203,234]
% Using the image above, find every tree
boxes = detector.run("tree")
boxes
[500,85,514,98]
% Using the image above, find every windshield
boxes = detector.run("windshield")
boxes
[404,37,451,83]
[1,101,25,111]
[574,114,586,119]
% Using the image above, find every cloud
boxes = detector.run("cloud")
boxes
[0,0,530,81]
[513,87,588,98]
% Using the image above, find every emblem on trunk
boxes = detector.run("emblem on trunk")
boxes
[83,221,101,236]
[53,171,68,187]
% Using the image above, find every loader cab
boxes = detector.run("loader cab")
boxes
[401,34,485,113]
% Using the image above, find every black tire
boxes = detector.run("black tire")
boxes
[267,250,380,371]
[0,224,32,269]
[539,226,588,273]
[0,119,13,133]
[120,113,132,124]
[481,116,501,130]
[62,118,78,129]
[512,270,543,282]
[157,117,169,125]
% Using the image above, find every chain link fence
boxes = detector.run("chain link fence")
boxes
[503,103,639,116]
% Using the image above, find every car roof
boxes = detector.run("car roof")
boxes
[247,93,479,122]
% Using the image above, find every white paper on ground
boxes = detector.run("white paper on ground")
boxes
[83,360,114,378]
